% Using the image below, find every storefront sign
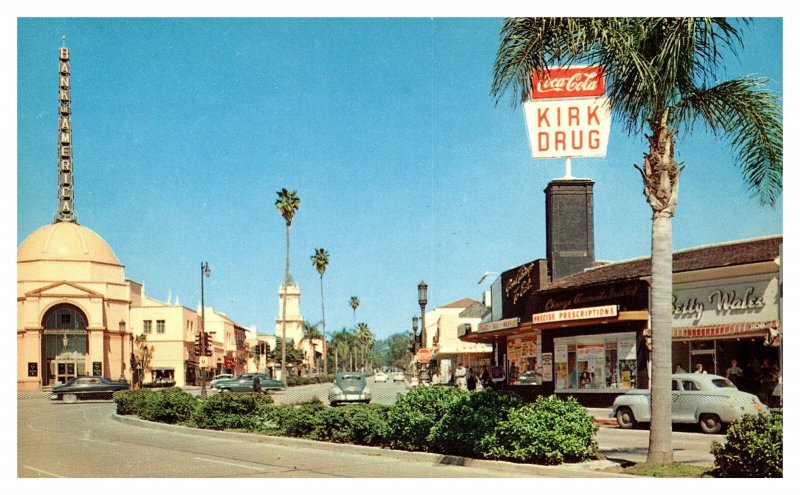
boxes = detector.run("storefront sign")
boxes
[92,361,102,376]
[524,66,610,159]
[478,317,520,333]
[672,276,777,325]
[28,362,38,377]
[533,304,618,325]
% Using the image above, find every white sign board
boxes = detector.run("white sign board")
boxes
[523,97,611,158]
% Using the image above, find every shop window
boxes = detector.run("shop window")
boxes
[554,332,637,391]
[156,320,165,334]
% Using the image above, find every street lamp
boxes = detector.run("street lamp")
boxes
[418,281,427,349]
[118,320,126,381]
[200,261,211,397]
[412,316,419,352]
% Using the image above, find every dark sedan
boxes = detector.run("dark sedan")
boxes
[50,376,130,403]
[211,373,285,393]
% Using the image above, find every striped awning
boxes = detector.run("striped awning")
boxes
[673,320,779,340]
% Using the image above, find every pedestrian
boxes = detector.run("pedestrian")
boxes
[480,366,491,389]
[466,367,477,391]
[252,373,262,394]
[725,359,743,385]
[674,363,685,373]
[455,363,467,390]
[693,363,706,374]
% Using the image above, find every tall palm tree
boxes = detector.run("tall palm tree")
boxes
[310,248,330,375]
[355,322,374,371]
[275,188,300,384]
[349,296,360,326]
[492,18,781,464]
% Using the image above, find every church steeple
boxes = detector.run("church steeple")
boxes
[55,38,77,223]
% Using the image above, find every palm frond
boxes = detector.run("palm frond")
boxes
[675,77,782,205]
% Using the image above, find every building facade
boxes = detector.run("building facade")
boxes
[423,298,493,382]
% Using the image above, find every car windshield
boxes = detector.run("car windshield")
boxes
[712,378,736,389]
[337,373,365,384]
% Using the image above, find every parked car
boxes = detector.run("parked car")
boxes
[392,371,405,382]
[211,373,285,393]
[611,373,768,434]
[209,373,233,387]
[374,371,388,383]
[50,376,130,403]
[329,372,371,406]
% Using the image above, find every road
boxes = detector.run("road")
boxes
[18,378,722,477]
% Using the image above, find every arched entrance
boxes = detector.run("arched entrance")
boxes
[41,303,88,385]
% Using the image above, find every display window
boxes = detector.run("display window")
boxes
[554,332,636,391]
[507,332,542,385]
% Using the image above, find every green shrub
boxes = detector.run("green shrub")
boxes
[386,386,467,451]
[140,387,199,425]
[428,389,523,457]
[481,396,598,465]
[711,410,782,478]
[192,392,274,430]
[311,404,390,446]
[113,389,152,416]
[273,402,327,438]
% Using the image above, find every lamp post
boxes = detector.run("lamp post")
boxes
[412,316,419,353]
[200,261,211,397]
[119,320,126,381]
[417,281,428,350]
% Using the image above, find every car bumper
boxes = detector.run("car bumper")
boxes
[330,393,371,402]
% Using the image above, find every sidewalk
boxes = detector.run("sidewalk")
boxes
[588,408,617,426]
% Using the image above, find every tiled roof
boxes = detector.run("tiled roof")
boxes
[459,301,491,319]
[439,298,480,309]
[545,235,782,291]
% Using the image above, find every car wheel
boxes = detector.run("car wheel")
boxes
[699,414,723,434]
[63,394,78,404]
[330,401,338,407]
[615,407,636,429]
[220,388,231,393]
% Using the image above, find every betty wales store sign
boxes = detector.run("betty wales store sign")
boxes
[523,66,612,159]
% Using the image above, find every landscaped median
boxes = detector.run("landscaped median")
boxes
[112,386,600,466]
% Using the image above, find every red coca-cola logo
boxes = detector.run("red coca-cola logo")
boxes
[531,67,605,100]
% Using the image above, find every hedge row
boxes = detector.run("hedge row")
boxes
[113,387,597,465]
[711,409,782,478]
[285,375,334,387]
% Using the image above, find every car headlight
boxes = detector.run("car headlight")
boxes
[330,386,343,395]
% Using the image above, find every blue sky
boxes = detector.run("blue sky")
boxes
[16,17,784,341]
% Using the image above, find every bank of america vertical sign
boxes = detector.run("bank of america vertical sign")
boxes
[522,66,612,158]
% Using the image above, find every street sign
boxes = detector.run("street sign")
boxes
[199,356,209,368]
[416,348,432,364]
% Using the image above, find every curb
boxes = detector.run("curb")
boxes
[111,413,632,478]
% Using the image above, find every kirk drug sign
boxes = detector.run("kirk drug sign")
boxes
[522,66,611,159]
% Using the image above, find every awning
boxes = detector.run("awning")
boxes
[460,310,649,343]
[673,320,778,341]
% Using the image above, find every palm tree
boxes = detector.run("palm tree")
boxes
[300,321,324,374]
[310,248,330,375]
[330,328,355,372]
[355,322,374,371]
[492,18,781,464]
[349,296,360,326]
[275,188,300,384]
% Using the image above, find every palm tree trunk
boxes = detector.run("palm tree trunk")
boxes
[642,112,678,464]
[647,211,674,464]
[321,274,327,376]
[281,223,290,384]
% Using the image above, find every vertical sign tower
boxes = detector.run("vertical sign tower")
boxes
[55,41,76,223]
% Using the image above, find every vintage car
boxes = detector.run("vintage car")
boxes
[374,371,388,383]
[209,373,234,388]
[392,371,405,382]
[329,372,371,406]
[211,373,285,393]
[611,373,768,434]
[50,376,130,403]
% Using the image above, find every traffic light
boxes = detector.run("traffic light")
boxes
[194,333,202,356]
[204,333,213,357]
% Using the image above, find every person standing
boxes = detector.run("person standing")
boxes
[480,366,491,389]
[725,359,743,385]
[252,373,262,394]
[466,367,477,391]
[455,363,467,390]
[693,363,707,374]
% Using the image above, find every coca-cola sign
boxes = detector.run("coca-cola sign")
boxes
[530,66,605,100]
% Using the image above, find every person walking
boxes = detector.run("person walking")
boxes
[455,363,467,390]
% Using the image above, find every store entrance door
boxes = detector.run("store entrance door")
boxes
[50,359,80,384]
[691,349,716,375]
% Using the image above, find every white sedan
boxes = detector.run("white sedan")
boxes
[611,373,768,434]
[374,371,388,383]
